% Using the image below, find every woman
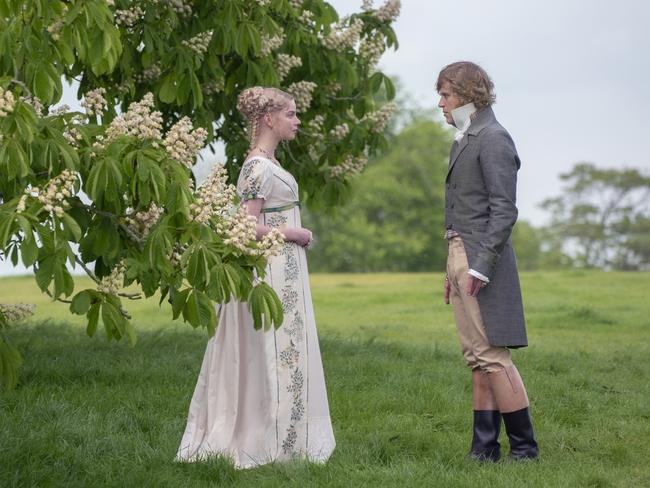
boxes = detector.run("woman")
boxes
[176,87,336,468]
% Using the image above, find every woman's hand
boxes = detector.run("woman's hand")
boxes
[283,227,313,247]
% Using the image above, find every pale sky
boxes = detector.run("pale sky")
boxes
[329,0,650,225]
[2,0,648,276]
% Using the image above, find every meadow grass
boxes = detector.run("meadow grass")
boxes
[1,271,650,487]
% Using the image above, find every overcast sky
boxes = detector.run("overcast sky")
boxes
[329,0,650,225]
[1,0,648,276]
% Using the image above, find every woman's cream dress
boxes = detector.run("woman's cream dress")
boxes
[175,157,335,468]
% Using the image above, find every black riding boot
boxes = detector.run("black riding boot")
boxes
[470,410,502,462]
[502,407,539,460]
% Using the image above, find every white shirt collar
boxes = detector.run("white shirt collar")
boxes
[451,102,477,141]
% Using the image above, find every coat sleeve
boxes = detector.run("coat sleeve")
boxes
[472,128,520,278]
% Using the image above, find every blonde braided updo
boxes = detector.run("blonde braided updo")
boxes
[237,87,294,148]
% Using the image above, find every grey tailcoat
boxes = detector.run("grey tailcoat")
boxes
[445,106,528,347]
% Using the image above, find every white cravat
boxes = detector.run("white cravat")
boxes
[451,103,477,141]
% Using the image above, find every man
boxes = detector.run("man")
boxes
[437,61,539,461]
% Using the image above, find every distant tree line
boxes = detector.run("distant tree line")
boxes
[303,117,650,272]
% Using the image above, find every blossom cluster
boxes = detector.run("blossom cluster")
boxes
[63,114,85,147]
[329,123,349,141]
[182,31,213,55]
[33,169,78,217]
[221,205,258,252]
[361,0,374,10]
[320,18,364,51]
[298,10,315,26]
[307,115,325,141]
[163,117,208,168]
[190,165,237,224]
[255,0,271,6]
[136,64,162,84]
[219,206,284,258]
[125,203,163,238]
[115,6,143,28]
[256,228,285,258]
[289,0,303,9]
[375,0,401,22]
[286,81,317,112]
[202,78,225,95]
[98,261,126,296]
[103,93,163,145]
[260,31,284,57]
[330,155,368,179]
[167,0,192,15]
[0,303,35,322]
[20,95,44,115]
[363,102,395,133]
[359,33,385,66]
[81,88,107,117]
[275,54,302,82]
[47,19,64,40]
[0,88,15,117]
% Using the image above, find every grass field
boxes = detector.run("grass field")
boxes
[1,271,650,487]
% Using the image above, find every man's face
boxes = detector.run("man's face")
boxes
[437,81,462,127]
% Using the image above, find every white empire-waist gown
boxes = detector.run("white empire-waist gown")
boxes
[175,157,335,468]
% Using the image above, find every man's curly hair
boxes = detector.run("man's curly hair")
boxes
[436,61,496,109]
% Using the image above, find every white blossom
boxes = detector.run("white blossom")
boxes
[98,261,126,296]
[363,102,395,133]
[275,54,302,82]
[81,88,107,117]
[37,170,77,214]
[125,203,163,238]
[330,155,368,178]
[260,30,284,57]
[104,93,163,144]
[329,123,349,141]
[375,0,401,22]
[0,303,36,322]
[320,18,364,51]
[115,6,143,28]
[182,31,213,55]
[286,81,317,112]
[190,165,237,224]
[0,88,15,117]
[163,117,208,168]
[359,32,385,66]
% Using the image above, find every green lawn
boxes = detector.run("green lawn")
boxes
[1,271,650,487]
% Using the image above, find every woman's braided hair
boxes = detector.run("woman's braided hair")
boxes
[237,87,294,148]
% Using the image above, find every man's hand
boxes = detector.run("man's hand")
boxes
[444,276,451,305]
[466,275,487,297]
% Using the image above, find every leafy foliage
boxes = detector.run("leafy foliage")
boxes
[303,117,450,272]
[0,0,401,388]
[540,163,650,269]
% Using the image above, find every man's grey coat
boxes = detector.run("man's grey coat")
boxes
[445,106,528,347]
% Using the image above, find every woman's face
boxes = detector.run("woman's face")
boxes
[270,99,300,141]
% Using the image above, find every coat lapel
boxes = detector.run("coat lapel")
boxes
[445,106,497,181]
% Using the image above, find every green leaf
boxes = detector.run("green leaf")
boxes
[384,75,396,100]
[61,213,82,242]
[102,301,125,340]
[33,69,54,103]
[70,290,92,315]
[86,303,100,337]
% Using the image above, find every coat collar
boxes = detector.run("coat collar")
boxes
[446,106,496,179]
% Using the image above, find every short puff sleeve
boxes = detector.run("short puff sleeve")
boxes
[237,158,274,201]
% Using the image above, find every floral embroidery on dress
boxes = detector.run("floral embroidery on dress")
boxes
[281,286,299,313]
[267,214,288,228]
[279,341,300,368]
[285,313,305,343]
[239,158,264,200]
